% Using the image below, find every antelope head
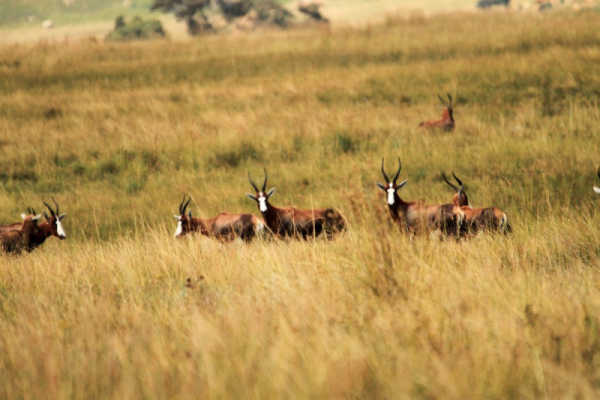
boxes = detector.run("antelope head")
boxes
[594,166,600,194]
[438,93,454,120]
[42,197,67,239]
[20,212,43,227]
[442,172,471,208]
[247,168,275,213]
[173,195,193,238]
[376,157,408,206]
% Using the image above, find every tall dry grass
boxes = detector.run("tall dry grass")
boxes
[0,10,600,399]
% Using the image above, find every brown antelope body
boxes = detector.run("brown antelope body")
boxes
[443,172,510,234]
[174,196,265,242]
[376,158,461,236]
[0,214,42,254]
[247,169,346,239]
[418,94,455,131]
[594,167,600,194]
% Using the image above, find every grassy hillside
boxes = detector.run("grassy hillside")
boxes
[1,10,600,399]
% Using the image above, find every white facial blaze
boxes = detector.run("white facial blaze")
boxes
[258,194,267,213]
[387,189,395,205]
[174,220,183,238]
[56,220,66,238]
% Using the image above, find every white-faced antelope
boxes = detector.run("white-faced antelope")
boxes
[0,199,66,252]
[418,94,455,131]
[442,172,511,234]
[376,158,461,236]
[247,169,346,239]
[173,195,265,242]
[0,213,42,254]
[594,167,600,194]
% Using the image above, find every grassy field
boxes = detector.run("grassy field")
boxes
[1,9,600,399]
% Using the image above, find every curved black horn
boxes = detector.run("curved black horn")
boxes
[248,172,259,192]
[443,173,458,192]
[447,93,453,105]
[381,158,390,183]
[52,196,59,216]
[43,199,56,217]
[597,166,600,180]
[392,157,402,185]
[182,195,192,215]
[438,93,446,105]
[262,168,268,192]
[452,171,463,187]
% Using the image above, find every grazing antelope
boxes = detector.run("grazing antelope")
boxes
[173,195,265,242]
[442,172,511,234]
[376,158,461,236]
[418,94,455,131]
[594,167,600,194]
[0,214,42,254]
[246,169,346,239]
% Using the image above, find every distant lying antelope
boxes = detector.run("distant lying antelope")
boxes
[418,93,455,131]
[442,172,511,234]
[0,214,42,254]
[247,169,346,239]
[376,158,461,235]
[594,167,600,194]
[174,195,265,242]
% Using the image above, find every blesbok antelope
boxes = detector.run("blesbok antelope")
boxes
[442,172,511,234]
[418,94,455,131]
[0,214,42,254]
[33,199,67,248]
[246,169,346,239]
[594,167,600,194]
[173,195,265,242]
[0,200,66,251]
[376,158,461,236]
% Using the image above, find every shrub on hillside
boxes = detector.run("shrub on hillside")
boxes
[106,16,166,42]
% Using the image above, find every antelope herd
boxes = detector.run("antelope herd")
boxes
[1,102,599,253]
[3,162,600,253]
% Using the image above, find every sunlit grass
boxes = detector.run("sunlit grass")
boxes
[0,10,600,399]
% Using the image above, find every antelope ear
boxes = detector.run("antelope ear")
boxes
[32,214,42,222]
[267,188,276,198]
[458,186,464,197]
[21,213,27,220]
[188,210,192,218]
[376,182,387,191]
[246,194,257,201]
[594,186,600,194]
[43,211,50,221]
[59,213,66,221]
[173,215,181,220]
[397,179,408,189]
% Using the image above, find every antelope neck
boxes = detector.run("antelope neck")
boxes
[388,193,409,222]
[260,201,280,231]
